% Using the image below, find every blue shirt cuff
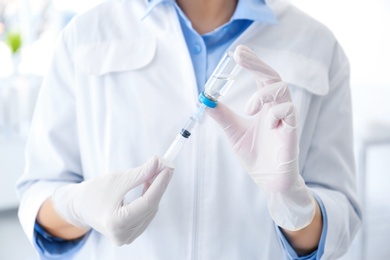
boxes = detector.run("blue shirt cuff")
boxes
[34,221,90,259]
[275,192,328,260]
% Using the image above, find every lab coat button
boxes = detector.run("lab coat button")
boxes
[193,44,202,54]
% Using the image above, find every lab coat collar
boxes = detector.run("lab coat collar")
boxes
[232,0,277,24]
[142,0,174,20]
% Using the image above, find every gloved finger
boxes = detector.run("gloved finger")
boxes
[141,157,174,195]
[234,45,281,84]
[142,167,173,204]
[266,102,297,131]
[245,81,291,115]
[120,156,160,194]
[112,207,158,246]
[141,179,153,195]
[206,103,249,143]
[123,209,158,245]
[119,168,172,223]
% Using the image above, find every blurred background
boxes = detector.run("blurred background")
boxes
[0,0,389,259]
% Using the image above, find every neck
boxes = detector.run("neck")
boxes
[176,0,238,34]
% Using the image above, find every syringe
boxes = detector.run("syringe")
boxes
[163,50,241,163]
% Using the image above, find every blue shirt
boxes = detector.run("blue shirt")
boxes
[144,0,276,92]
[35,1,328,259]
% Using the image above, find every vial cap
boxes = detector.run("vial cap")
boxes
[199,92,217,108]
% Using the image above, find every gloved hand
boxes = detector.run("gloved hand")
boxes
[52,156,174,245]
[207,45,315,231]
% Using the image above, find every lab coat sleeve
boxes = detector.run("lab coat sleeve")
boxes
[302,42,362,259]
[276,193,328,260]
[15,24,84,255]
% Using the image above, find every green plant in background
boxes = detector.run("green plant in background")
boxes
[6,31,22,54]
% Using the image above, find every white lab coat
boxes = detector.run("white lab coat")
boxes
[16,0,361,259]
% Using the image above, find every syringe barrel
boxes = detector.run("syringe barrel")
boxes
[163,134,187,163]
[203,51,241,102]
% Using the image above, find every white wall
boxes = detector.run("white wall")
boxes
[289,0,390,129]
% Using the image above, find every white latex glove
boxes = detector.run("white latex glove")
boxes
[207,45,315,231]
[52,156,174,245]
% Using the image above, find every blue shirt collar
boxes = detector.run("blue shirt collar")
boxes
[143,0,277,24]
